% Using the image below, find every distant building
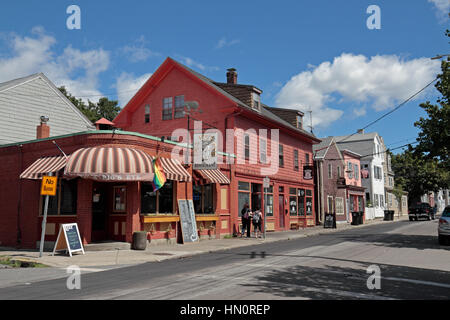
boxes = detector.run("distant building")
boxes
[313,137,365,224]
[0,73,94,145]
[333,131,385,219]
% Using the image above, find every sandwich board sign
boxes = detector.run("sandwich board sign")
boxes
[178,199,199,243]
[52,223,85,257]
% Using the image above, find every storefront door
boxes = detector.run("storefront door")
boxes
[279,195,285,229]
[92,184,108,242]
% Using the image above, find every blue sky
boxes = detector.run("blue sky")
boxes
[0,0,448,152]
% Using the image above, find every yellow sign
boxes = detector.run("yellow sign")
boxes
[41,176,58,196]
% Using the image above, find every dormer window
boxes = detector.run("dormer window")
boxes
[252,92,260,111]
[296,114,303,129]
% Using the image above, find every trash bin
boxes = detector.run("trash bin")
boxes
[132,231,148,250]
[390,210,395,221]
[359,211,364,225]
[384,210,390,221]
[351,212,359,225]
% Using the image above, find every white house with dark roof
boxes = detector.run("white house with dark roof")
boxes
[0,73,94,145]
[334,131,386,219]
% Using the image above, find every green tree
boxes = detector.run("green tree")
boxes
[391,149,448,204]
[58,86,121,123]
[414,30,450,173]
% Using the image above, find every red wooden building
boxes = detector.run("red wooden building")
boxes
[0,57,320,250]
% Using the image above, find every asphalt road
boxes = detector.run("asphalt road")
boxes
[0,218,449,300]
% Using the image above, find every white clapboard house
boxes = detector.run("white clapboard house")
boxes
[0,73,94,145]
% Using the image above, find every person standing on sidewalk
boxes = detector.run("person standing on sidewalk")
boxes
[251,210,262,238]
[241,203,251,238]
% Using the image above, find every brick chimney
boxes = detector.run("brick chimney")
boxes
[226,68,237,84]
[37,116,50,139]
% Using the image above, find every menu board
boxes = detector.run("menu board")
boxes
[52,223,85,257]
[178,199,199,243]
[324,213,336,229]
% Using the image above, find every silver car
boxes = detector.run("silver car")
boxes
[438,206,450,245]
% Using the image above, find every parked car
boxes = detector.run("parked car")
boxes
[438,206,450,245]
[408,202,434,221]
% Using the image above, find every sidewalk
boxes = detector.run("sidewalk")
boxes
[0,215,409,269]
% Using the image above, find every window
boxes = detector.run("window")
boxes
[279,144,284,168]
[144,104,150,123]
[260,138,267,164]
[337,165,341,178]
[113,186,126,212]
[347,162,353,179]
[306,190,313,216]
[141,181,174,214]
[380,195,384,208]
[162,97,173,120]
[265,186,273,217]
[193,184,214,214]
[41,179,78,216]
[327,196,334,213]
[328,163,332,179]
[374,166,383,180]
[354,164,359,180]
[252,92,260,110]
[336,197,344,215]
[174,95,185,119]
[294,150,299,171]
[296,115,302,129]
[298,189,305,216]
[305,153,310,165]
[244,134,250,160]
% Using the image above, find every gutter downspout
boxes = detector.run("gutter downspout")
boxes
[17,144,23,246]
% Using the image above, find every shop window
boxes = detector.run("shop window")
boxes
[266,194,273,217]
[289,195,298,216]
[193,184,214,214]
[279,186,284,193]
[41,179,78,216]
[162,97,173,120]
[113,186,126,212]
[306,195,313,216]
[238,181,250,191]
[144,104,150,123]
[279,144,284,168]
[174,95,185,119]
[298,189,305,216]
[141,181,174,214]
[294,150,299,171]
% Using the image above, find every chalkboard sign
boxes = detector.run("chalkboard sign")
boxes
[178,199,199,243]
[52,223,85,257]
[324,213,337,229]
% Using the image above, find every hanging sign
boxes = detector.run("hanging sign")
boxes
[303,165,314,180]
[193,132,218,170]
[52,223,85,257]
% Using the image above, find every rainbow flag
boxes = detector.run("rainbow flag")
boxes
[152,157,166,191]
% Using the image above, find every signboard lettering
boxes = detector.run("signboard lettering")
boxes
[52,223,85,257]
[41,176,58,196]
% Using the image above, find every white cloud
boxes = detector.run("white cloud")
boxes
[275,53,440,128]
[0,26,109,102]
[175,54,219,72]
[428,0,450,21]
[121,36,160,63]
[215,37,240,49]
[115,72,152,107]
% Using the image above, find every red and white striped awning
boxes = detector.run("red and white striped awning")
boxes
[195,169,230,184]
[64,147,154,181]
[157,157,191,182]
[20,155,67,180]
